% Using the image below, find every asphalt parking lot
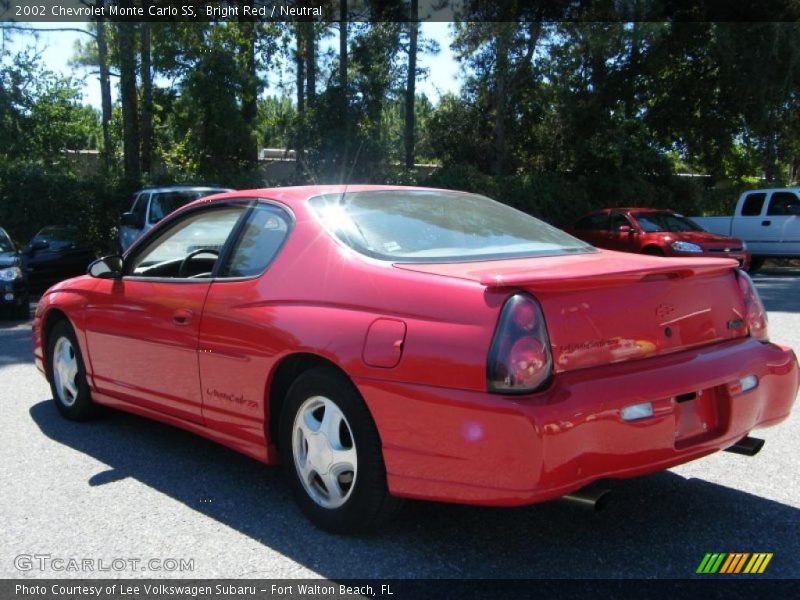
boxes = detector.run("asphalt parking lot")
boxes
[1,269,798,580]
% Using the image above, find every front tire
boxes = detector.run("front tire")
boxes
[47,320,96,421]
[278,367,402,533]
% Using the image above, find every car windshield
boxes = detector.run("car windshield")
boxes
[309,190,593,262]
[632,212,705,233]
[0,230,14,252]
[32,226,78,244]
[149,190,225,224]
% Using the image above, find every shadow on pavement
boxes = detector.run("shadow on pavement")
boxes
[753,270,800,314]
[0,321,33,366]
[29,399,800,579]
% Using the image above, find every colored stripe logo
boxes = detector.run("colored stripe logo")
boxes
[696,553,773,574]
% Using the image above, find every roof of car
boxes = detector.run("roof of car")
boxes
[137,185,233,193]
[579,207,680,217]
[742,187,800,193]
[617,207,681,213]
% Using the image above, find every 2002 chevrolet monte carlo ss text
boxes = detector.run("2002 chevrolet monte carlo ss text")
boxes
[32,186,799,533]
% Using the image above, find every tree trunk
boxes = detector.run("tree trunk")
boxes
[404,0,418,170]
[140,20,153,175]
[295,24,306,172]
[339,1,348,91]
[95,21,113,171]
[339,0,348,176]
[305,22,316,108]
[296,25,305,114]
[492,25,513,177]
[117,18,140,185]
[241,21,259,167]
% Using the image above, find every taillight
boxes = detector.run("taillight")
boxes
[487,293,553,394]
[736,270,768,342]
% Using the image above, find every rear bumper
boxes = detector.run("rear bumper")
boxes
[356,338,798,506]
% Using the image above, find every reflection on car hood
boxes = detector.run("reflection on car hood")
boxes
[666,231,743,246]
[0,251,20,268]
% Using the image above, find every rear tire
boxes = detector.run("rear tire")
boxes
[47,320,96,421]
[278,366,403,534]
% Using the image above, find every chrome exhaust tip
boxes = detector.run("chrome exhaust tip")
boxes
[561,485,611,512]
[724,436,765,457]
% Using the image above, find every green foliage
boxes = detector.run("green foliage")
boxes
[4,18,800,252]
[0,161,125,252]
[1,50,100,164]
[257,95,295,149]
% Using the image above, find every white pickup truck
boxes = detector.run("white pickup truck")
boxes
[692,188,800,271]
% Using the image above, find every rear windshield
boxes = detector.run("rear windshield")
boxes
[309,190,593,262]
[632,212,704,233]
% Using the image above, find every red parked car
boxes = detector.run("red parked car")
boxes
[33,186,797,533]
[569,208,751,270]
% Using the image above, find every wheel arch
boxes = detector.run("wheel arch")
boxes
[41,308,71,373]
[266,352,353,454]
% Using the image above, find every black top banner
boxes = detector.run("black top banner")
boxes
[2,0,800,23]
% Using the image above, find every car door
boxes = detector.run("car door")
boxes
[732,191,769,254]
[196,202,294,449]
[572,212,609,247]
[120,192,149,251]
[84,202,249,423]
[763,191,800,254]
[604,212,637,252]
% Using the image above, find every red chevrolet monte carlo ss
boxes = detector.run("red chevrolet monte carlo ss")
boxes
[33,186,798,533]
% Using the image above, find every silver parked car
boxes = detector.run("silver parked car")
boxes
[119,185,233,252]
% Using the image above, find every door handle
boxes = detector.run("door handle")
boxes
[761,220,771,226]
[172,308,193,326]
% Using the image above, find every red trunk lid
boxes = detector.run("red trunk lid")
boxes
[396,250,747,372]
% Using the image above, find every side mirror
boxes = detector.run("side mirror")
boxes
[618,225,633,234]
[88,255,124,279]
[120,212,144,229]
[787,205,800,216]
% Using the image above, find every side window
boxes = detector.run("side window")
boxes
[220,204,292,278]
[609,213,632,231]
[149,191,203,225]
[741,193,766,216]
[767,192,800,216]
[128,205,246,279]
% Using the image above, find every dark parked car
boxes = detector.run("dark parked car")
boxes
[120,185,233,252]
[22,226,97,293]
[0,227,29,319]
